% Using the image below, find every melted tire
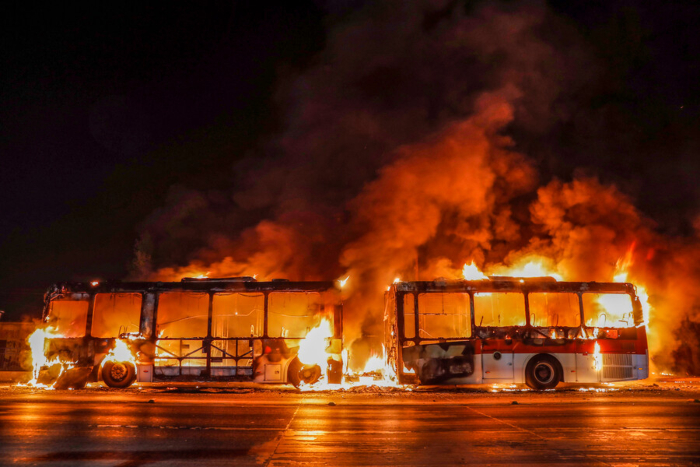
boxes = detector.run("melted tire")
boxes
[287,357,302,387]
[102,360,137,388]
[287,357,321,387]
[525,355,561,390]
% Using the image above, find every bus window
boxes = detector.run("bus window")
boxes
[91,293,142,338]
[211,293,263,367]
[417,293,470,339]
[473,292,526,327]
[403,294,415,338]
[156,292,209,338]
[582,293,634,328]
[47,298,89,337]
[528,293,580,327]
[268,292,325,338]
[212,293,264,337]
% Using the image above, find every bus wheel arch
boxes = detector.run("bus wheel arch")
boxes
[286,356,321,388]
[524,354,562,390]
[102,360,137,388]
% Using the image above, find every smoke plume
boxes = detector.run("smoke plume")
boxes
[133,0,700,373]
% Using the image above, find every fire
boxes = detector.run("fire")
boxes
[462,261,488,280]
[593,341,602,371]
[101,339,137,369]
[25,327,60,386]
[297,318,334,371]
[608,245,652,329]
[21,326,78,389]
[338,276,350,288]
[491,256,563,281]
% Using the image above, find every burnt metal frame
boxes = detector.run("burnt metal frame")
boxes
[389,279,643,380]
[43,280,343,378]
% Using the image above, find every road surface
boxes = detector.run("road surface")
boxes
[1,381,699,466]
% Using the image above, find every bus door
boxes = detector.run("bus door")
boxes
[474,292,526,382]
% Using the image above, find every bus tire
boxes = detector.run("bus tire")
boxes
[102,360,137,388]
[287,357,321,388]
[525,355,561,390]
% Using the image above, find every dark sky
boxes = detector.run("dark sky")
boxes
[1,0,699,320]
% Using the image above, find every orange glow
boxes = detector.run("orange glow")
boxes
[20,327,75,389]
[490,255,563,281]
[593,341,602,371]
[297,318,334,371]
[462,261,488,280]
[609,245,651,329]
[90,281,99,286]
[339,276,350,288]
[101,339,137,369]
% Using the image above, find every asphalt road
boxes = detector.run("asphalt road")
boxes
[1,382,700,466]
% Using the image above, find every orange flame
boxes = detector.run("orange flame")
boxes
[593,341,602,371]
[490,255,563,280]
[297,318,333,371]
[462,261,488,280]
[101,339,137,369]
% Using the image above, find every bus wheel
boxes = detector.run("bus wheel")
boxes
[287,357,321,388]
[102,361,136,388]
[525,355,561,390]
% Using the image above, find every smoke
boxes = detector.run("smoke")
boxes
[133,0,700,373]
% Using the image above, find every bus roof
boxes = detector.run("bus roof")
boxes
[391,278,638,296]
[45,279,340,297]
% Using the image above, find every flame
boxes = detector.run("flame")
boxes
[338,276,350,288]
[297,318,334,370]
[489,255,563,281]
[360,353,386,375]
[90,280,99,286]
[25,327,60,386]
[462,261,488,280]
[20,327,77,389]
[101,339,137,369]
[609,245,651,329]
[593,341,602,371]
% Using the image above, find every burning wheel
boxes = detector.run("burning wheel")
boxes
[102,360,137,388]
[287,357,322,387]
[525,355,561,390]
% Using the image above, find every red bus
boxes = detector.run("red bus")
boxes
[384,277,649,389]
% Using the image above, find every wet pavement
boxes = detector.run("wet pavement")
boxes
[1,381,700,466]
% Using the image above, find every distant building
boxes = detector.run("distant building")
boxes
[0,322,35,371]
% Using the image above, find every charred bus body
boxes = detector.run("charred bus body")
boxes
[385,278,650,389]
[40,278,343,388]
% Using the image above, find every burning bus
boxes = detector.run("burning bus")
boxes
[385,277,649,389]
[35,277,343,388]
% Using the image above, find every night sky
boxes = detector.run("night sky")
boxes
[2,0,699,321]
